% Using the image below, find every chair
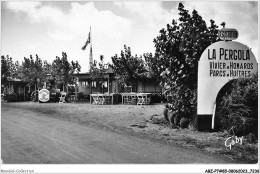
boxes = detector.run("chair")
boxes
[98,94,105,105]
[131,93,137,105]
[92,94,99,105]
[137,94,145,105]
[123,94,131,104]
[104,93,111,105]
[59,91,67,103]
[145,94,151,105]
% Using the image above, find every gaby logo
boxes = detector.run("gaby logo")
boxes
[225,136,243,150]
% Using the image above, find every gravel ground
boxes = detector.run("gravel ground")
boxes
[1,101,257,163]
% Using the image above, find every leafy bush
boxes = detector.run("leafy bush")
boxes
[215,73,258,136]
[163,107,169,122]
[180,117,189,128]
[147,3,219,127]
[167,110,175,125]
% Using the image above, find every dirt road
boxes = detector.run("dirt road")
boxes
[2,105,233,164]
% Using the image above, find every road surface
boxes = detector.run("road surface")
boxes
[1,106,233,164]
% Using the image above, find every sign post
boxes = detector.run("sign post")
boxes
[197,30,258,131]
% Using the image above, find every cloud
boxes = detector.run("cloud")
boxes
[4,1,257,72]
[113,2,178,28]
[5,1,41,12]
[4,2,133,72]
[183,1,258,58]
[112,2,180,55]
[5,2,63,24]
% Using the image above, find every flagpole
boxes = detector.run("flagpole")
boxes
[89,26,93,72]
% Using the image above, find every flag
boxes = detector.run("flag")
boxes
[81,31,90,50]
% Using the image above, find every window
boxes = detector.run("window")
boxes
[85,81,89,87]
[102,81,107,88]
[81,81,89,87]
[91,81,96,88]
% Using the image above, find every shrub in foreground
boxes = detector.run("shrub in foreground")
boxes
[215,73,258,137]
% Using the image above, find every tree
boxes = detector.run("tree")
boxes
[43,60,52,75]
[111,45,148,91]
[89,55,111,93]
[51,52,81,92]
[90,55,108,81]
[12,54,42,100]
[1,55,11,86]
[2,53,81,101]
[19,54,45,100]
[14,60,22,80]
[1,55,20,86]
[143,53,161,82]
[148,3,220,125]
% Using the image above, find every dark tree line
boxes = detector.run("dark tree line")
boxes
[1,52,81,96]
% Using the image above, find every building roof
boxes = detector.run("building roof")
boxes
[73,68,114,80]
[73,68,157,81]
[5,77,26,84]
[7,77,23,82]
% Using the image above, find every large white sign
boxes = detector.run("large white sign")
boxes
[197,41,258,130]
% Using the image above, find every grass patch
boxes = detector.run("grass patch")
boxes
[149,116,169,126]
[148,114,258,163]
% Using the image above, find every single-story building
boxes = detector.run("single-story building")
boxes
[1,77,30,102]
[72,68,164,102]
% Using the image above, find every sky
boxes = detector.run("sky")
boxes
[1,1,258,72]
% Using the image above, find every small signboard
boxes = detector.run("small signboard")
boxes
[38,89,50,102]
[218,28,239,41]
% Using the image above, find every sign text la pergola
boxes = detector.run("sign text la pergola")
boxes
[207,47,253,78]
[208,48,250,60]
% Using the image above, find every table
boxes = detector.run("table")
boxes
[122,93,137,104]
[137,93,152,105]
[90,93,115,105]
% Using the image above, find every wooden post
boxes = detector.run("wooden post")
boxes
[108,78,110,94]
[90,80,92,94]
